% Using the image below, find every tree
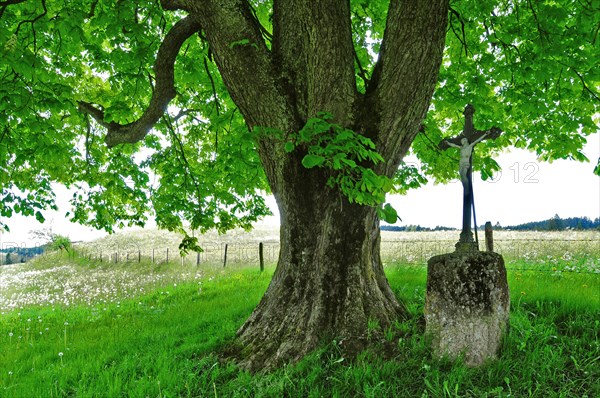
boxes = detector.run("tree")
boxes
[547,213,564,231]
[30,227,72,252]
[47,234,72,252]
[1,0,598,370]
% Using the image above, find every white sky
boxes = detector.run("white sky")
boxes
[1,134,598,248]
[390,133,600,229]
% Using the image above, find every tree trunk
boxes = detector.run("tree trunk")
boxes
[144,0,449,372]
[236,165,405,371]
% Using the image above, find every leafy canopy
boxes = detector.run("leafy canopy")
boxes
[0,0,598,233]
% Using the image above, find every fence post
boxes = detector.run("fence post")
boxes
[196,252,200,266]
[138,250,141,263]
[166,248,169,264]
[223,244,228,268]
[114,252,118,263]
[259,242,264,272]
[152,249,155,264]
[485,221,494,252]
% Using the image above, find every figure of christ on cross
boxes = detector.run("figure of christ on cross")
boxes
[439,104,502,250]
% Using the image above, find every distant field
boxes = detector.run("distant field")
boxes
[1,228,598,311]
[71,227,600,272]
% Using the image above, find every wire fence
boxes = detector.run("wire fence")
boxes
[53,238,600,275]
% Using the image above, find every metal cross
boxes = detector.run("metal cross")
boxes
[438,104,502,251]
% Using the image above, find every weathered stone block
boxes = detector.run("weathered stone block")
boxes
[425,251,510,366]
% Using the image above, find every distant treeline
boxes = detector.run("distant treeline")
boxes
[0,245,45,264]
[383,215,600,232]
[498,215,600,231]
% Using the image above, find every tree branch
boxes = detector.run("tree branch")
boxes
[353,46,370,88]
[78,16,201,148]
[87,0,98,18]
[186,0,299,194]
[272,0,356,124]
[0,0,27,6]
[203,56,221,116]
[449,6,468,56]
[366,0,449,177]
[572,68,600,102]
[248,1,272,43]
[160,0,190,11]
[188,0,296,130]
[526,0,550,44]
[163,114,203,200]
[15,0,46,52]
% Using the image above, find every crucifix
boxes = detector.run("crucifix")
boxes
[439,104,502,251]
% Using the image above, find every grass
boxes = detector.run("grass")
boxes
[1,251,599,397]
[1,268,270,397]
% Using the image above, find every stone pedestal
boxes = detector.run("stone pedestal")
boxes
[424,251,510,366]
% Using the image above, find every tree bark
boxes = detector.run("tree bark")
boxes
[272,0,357,124]
[237,164,404,371]
[366,0,450,176]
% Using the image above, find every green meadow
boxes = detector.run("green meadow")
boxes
[1,232,599,397]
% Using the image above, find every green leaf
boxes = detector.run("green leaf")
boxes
[284,142,295,153]
[228,38,251,49]
[335,130,354,142]
[302,154,326,169]
[35,211,45,223]
[481,169,491,181]
[178,234,203,256]
[378,203,399,224]
[341,158,356,168]
[382,178,394,193]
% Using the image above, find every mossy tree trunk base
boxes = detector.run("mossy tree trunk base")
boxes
[235,182,406,372]
[425,251,510,366]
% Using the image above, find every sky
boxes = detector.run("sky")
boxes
[390,133,599,229]
[1,133,598,248]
